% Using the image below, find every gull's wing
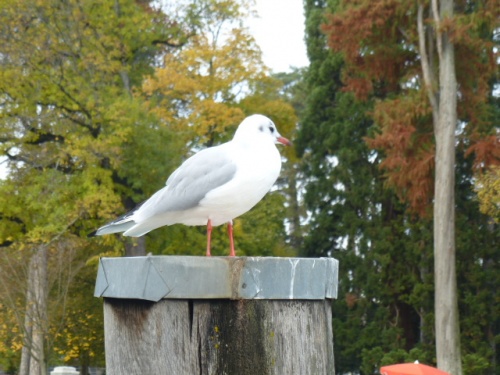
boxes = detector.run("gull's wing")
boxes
[94,143,237,236]
[136,144,238,217]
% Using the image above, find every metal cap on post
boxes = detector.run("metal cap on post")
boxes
[95,256,339,375]
[95,256,338,301]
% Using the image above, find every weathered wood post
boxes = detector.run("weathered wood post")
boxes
[94,256,338,375]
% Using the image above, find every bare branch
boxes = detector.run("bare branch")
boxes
[417,2,439,122]
[431,0,443,60]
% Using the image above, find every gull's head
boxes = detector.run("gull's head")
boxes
[233,114,291,146]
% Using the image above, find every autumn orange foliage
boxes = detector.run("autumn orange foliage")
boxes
[322,0,499,215]
[368,92,435,215]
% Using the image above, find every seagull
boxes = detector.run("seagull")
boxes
[94,114,291,256]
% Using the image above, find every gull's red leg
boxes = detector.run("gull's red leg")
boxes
[206,219,212,257]
[228,221,235,257]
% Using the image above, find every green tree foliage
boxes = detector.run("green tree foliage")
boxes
[51,260,106,372]
[475,165,500,222]
[298,1,432,373]
[0,0,298,372]
[140,0,296,256]
[0,0,186,372]
[0,0,185,248]
[298,0,499,373]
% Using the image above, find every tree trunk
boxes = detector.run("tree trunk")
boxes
[419,1,462,373]
[286,165,303,250]
[432,0,462,374]
[19,246,49,375]
[19,332,31,375]
[19,270,34,375]
[124,236,146,257]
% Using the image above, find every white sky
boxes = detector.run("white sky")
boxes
[247,0,309,73]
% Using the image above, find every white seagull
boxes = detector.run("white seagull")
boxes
[94,114,291,256]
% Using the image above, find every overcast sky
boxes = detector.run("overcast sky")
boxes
[247,0,309,73]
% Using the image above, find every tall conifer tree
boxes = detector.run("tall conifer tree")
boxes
[313,0,499,373]
[298,1,432,373]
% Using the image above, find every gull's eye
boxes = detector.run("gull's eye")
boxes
[268,126,275,133]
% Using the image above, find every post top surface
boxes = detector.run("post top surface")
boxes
[94,256,338,302]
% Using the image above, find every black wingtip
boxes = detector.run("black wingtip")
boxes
[87,230,98,238]
[88,202,144,239]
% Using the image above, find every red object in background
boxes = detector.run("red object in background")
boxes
[380,362,451,375]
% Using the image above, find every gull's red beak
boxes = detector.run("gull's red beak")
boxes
[277,136,292,146]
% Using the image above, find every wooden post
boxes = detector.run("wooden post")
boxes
[95,256,338,375]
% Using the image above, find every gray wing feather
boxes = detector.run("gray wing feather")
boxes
[141,146,237,216]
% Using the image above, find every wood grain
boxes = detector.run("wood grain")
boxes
[104,298,334,375]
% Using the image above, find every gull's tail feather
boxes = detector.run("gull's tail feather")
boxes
[94,220,136,236]
[92,201,145,237]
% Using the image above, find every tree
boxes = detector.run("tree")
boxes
[51,259,106,374]
[297,1,434,373]
[140,0,297,256]
[270,69,309,251]
[0,0,186,373]
[0,0,300,372]
[321,0,498,374]
[418,1,461,372]
[475,166,500,222]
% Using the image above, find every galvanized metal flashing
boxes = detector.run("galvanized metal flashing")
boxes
[94,256,338,302]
